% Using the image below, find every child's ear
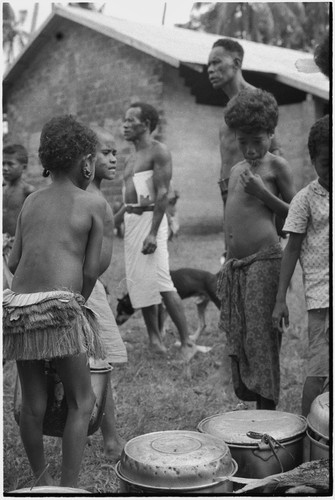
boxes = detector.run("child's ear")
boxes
[81,154,94,179]
[268,133,275,140]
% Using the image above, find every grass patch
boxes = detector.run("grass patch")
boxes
[3,233,308,493]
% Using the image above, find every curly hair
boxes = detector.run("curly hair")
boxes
[38,115,98,176]
[308,114,329,161]
[3,144,28,165]
[129,102,159,133]
[314,32,329,78]
[212,38,244,62]
[224,89,278,134]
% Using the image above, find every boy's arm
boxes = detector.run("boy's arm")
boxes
[99,204,114,276]
[113,203,127,227]
[7,212,23,274]
[81,200,106,301]
[142,145,171,255]
[240,158,295,218]
[272,232,304,332]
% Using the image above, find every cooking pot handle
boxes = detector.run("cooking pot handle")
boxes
[247,431,294,472]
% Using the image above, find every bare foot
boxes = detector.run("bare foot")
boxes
[149,340,167,355]
[104,437,125,461]
[189,326,206,343]
[180,341,198,363]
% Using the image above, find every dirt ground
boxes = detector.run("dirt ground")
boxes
[3,232,309,493]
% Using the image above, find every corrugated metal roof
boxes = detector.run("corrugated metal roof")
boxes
[3,5,329,100]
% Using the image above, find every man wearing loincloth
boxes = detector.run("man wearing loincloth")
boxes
[119,102,197,362]
[217,89,295,409]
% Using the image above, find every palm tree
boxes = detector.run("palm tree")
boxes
[3,3,29,65]
[181,2,329,52]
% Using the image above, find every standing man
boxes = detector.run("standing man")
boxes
[120,102,197,362]
[207,39,283,257]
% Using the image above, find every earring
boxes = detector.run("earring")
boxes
[83,167,92,179]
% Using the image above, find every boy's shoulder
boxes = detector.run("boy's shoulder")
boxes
[293,180,326,200]
[230,160,246,174]
[83,189,110,213]
[23,181,35,196]
[268,153,290,171]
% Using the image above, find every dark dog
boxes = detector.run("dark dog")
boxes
[116,268,220,341]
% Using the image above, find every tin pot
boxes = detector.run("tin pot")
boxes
[116,430,238,493]
[307,392,329,440]
[307,392,329,460]
[13,360,111,437]
[198,410,307,479]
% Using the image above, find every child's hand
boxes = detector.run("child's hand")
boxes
[240,168,266,198]
[272,301,289,332]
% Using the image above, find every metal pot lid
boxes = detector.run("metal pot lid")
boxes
[307,392,329,439]
[119,430,236,489]
[198,410,307,445]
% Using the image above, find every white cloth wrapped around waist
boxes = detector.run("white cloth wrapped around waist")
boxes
[86,280,127,364]
[124,212,176,309]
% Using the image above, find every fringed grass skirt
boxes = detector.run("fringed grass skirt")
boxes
[3,289,106,361]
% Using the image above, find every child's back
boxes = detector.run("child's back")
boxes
[4,115,108,488]
[11,183,107,295]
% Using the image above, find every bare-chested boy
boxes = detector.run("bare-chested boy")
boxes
[87,126,127,460]
[3,144,35,287]
[3,115,108,487]
[217,89,295,410]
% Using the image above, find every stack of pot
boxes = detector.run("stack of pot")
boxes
[307,392,329,460]
[197,410,307,479]
[115,430,238,493]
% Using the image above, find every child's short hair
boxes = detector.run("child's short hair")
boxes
[129,102,159,133]
[224,88,279,134]
[212,38,244,62]
[3,144,28,165]
[308,114,329,161]
[38,115,98,175]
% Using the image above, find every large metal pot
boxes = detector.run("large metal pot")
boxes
[116,430,238,493]
[307,392,329,460]
[14,359,111,437]
[198,410,307,479]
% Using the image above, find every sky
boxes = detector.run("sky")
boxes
[8,1,196,32]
